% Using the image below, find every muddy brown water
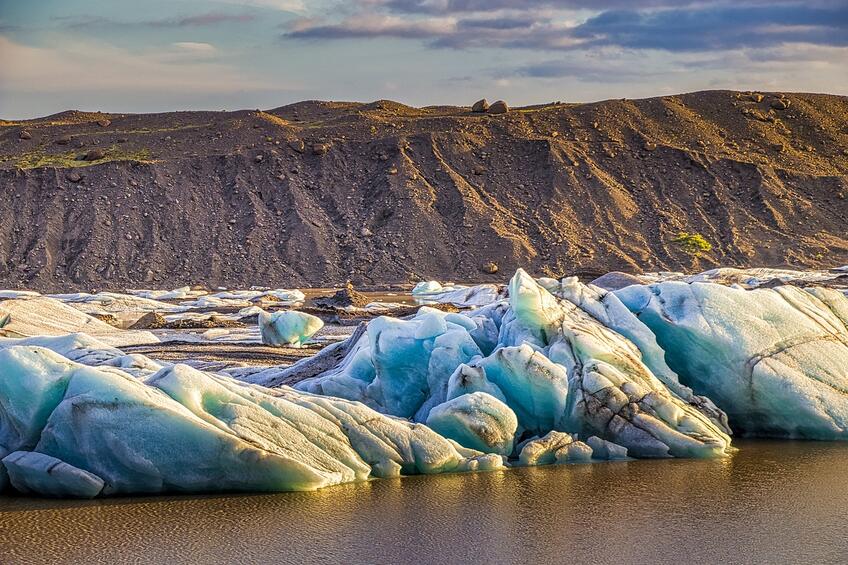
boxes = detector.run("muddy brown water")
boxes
[2,440,847,564]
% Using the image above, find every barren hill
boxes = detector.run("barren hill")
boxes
[1,90,847,291]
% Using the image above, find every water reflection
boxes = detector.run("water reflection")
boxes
[2,440,847,564]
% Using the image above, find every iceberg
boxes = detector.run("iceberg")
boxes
[289,270,732,459]
[259,310,324,347]
[616,281,848,438]
[0,346,503,497]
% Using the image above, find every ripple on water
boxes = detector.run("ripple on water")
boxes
[2,440,848,564]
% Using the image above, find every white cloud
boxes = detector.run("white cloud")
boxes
[172,41,218,53]
[212,0,306,13]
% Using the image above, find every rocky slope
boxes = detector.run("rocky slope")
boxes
[0,90,847,291]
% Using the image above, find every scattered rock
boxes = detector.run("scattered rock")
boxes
[96,119,111,127]
[360,227,373,237]
[18,130,32,140]
[473,165,486,175]
[643,141,657,151]
[312,143,329,155]
[771,143,785,153]
[254,154,264,163]
[83,149,106,161]
[55,135,72,145]
[65,172,82,183]
[590,271,646,291]
[482,261,499,274]
[130,312,168,330]
[750,93,764,103]
[771,98,790,110]
[471,99,489,113]
[488,100,509,115]
[288,139,305,153]
[314,281,371,309]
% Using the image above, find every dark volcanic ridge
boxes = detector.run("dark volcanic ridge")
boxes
[1,90,847,291]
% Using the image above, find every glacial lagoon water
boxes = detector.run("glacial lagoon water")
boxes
[2,440,848,564]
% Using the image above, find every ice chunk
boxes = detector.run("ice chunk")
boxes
[413,284,503,307]
[517,431,592,465]
[3,451,104,498]
[0,347,503,496]
[556,277,730,434]
[615,282,848,439]
[413,281,449,294]
[684,267,841,288]
[128,286,205,301]
[0,290,41,300]
[506,269,731,458]
[477,345,570,435]
[0,297,159,347]
[0,347,76,453]
[586,436,629,460]
[259,311,324,347]
[446,363,506,404]
[426,392,518,455]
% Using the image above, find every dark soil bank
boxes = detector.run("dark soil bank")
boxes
[1,90,847,291]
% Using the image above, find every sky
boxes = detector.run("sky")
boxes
[0,0,846,118]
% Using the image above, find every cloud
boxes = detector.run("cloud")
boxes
[172,41,218,53]
[60,12,257,29]
[571,4,848,51]
[284,1,848,53]
[286,14,457,39]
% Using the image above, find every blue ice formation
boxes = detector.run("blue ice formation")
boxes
[293,270,732,459]
[0,346,503,497]
[259,310,324,347]
[615,282,848,438]
[6,266,848,498]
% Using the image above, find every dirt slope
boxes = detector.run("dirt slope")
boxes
[1,90,847,291]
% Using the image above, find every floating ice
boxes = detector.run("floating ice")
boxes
[0,297,159,347]
[47,292,184,314]
[127,286,207,301]
[289,270,732,459]
[413,283,504,307]
[0,347,503,497]
[683,267,842,288]
[0,290,41,300]
[259,310,324,347]
[616,281,848,438]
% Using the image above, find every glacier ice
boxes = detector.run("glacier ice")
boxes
[517,431,593,466]
[292,269,732,459]
[259,310,324,347]
[0,346,503,497]
[586,436,629,460]
[616,281,848,438]
[3,451,105,498]
[426,392,518,456]
[412,280,504,307]
[9,265,848,498]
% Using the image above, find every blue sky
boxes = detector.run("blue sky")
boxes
[1,0,846,118]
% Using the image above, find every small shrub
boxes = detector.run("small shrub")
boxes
[672,232,712,257]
